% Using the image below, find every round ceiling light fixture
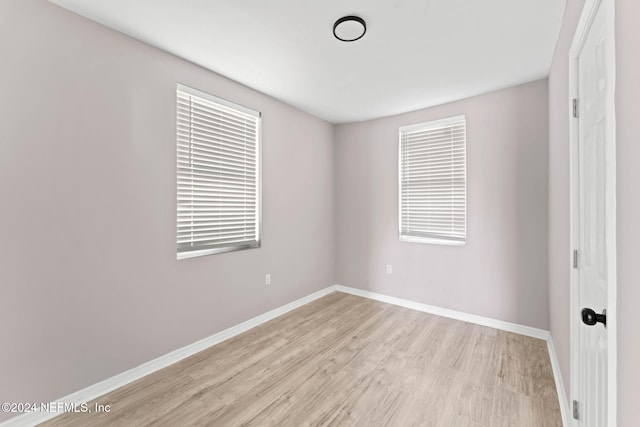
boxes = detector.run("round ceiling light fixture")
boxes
[333,16,367,42]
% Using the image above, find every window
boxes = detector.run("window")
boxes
[176,84,261,259]
[399,115,466,245]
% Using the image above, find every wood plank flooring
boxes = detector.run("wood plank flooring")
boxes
[42,292,561,426]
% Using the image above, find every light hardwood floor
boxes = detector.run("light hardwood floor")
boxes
[42,292,561,426]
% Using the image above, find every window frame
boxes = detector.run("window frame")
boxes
[176,83,262,260]
[398,115,467,246]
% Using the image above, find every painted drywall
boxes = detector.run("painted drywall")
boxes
[334,80,550,330]
[0,0,334,421]
[615,0,640,423]
[547,0,585,402]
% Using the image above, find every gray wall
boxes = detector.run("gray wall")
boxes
[547,0,585,401]
[0,1,334,420]
[548,1,640,422]
[615,0,639,424]
[334,80,550,330]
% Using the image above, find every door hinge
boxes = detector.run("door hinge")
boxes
[573,249,579,269]
[573,98,579,118]
[573,400,580,420]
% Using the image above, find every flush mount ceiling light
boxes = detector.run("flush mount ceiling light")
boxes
[333,16,367,42]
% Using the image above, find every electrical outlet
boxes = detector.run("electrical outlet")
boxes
[265,273,271,285]
[386,265,392,274]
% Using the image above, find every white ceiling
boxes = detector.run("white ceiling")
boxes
[49,0,566,124]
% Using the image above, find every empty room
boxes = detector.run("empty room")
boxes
[1,0,638,426]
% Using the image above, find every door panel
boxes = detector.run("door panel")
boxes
[576,2,609,425]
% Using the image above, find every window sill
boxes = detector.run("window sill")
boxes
[177,243,260,260]
[399,235,465,246]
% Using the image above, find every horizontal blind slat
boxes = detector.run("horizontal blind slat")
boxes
[178,168,257,183]
[177,146,255,164]
[178,133,256,157]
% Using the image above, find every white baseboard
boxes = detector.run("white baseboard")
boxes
[547,336,571,427]
[0,286,336,427]
[3,284,566,427]
[334,284,550,340]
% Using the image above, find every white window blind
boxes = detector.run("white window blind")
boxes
[176,84,261,259]
[399,115,466,245]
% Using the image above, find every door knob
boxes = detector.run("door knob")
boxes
[581,308,607,327]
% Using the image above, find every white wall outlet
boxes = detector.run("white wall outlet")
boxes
[265,273,271,285]
[386,265,393,274]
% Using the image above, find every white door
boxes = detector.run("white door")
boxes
[572,0,616,425]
